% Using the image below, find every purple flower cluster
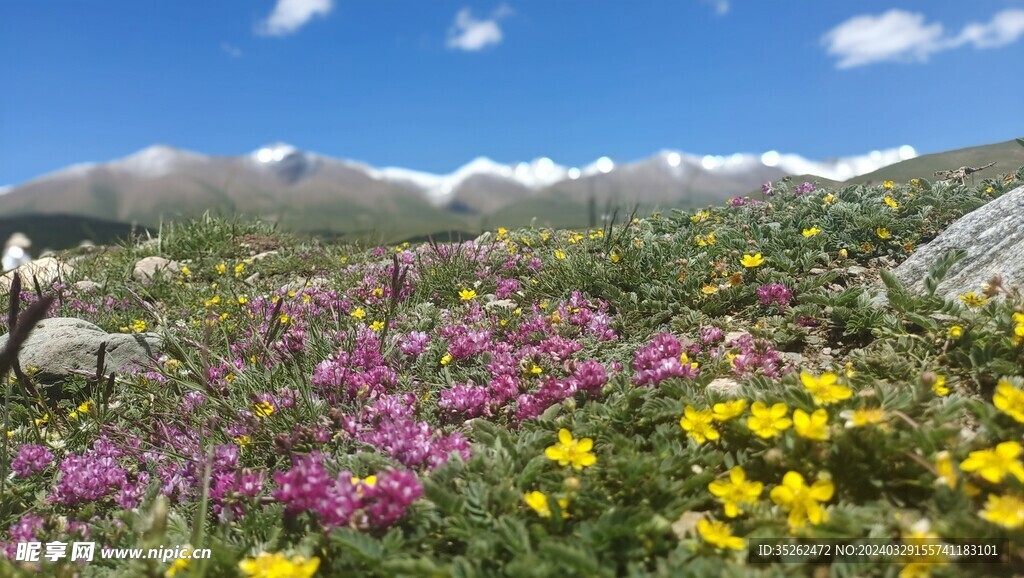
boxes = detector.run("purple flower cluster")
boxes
[352,394,471,469]
[399,331,431,357]
[724,334,784,378]
[11,444,54,477]
[700,325,725,344]
[272,452,422,530]
[312,330,398,401]
[514,360,608,420]
[3,515,45,558]
[794,181,816,195]
[632,333,699,387]
[756,283,793,308]
[51,439,149,509]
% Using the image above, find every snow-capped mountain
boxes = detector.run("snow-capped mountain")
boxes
[0,142,918,235]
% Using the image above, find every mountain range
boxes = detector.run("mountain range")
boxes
[0,140,1018,245]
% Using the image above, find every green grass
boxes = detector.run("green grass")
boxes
[1,163,1023,577]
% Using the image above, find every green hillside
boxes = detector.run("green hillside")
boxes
[850,139,1023,184]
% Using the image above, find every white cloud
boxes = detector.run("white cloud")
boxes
[446,5,514,52]
[953,9,1024,49]
[700,0,729,16]
[221,42,243,58]
[823,9,1024,68]
[258,0,333,37]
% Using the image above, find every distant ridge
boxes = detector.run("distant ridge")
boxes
[1,139,1018,243]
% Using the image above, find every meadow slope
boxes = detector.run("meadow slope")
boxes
[2,166,1024,577]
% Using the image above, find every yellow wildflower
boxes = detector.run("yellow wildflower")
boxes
[712,399,747,422]
[166,554,191,577]
[740,253,764,268]
[238,552,319,578]
[458,288,477,301]
[371,287,384,298]
[932,374,949,396]
[253,402,274,418]
[949,325,963,339]
[180,265,191,277]
[747,401,792,438]
[979,493,1024,529]
[958,292,988,307]
[524,491,569,519]
[370,320,385,331]
[697,519,744,550]
[884,195,898,208]
[234,435,251,447]
[131,319,147,333]
[216,263,226,275]
[934,451,958,489]
[708,466,763,517]
[680,406,719,444]
[440,353,453,366]
[545,429,597,470]
[701,284,719,295]
[840,407,885,428]
[883,180,894,189]
[802,227,822,238]
[876,227,891,239]
[792,408,830,441]
[350,307,366,320]
[822,193,836,204]
[769,471,834,530]
[237,296,248,305]
[960,441,1024,483]
[799,371,852,405]
[993,379,1024,423]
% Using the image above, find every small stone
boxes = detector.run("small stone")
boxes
[847,266,869,276]
[809,268,827,275]
[247,251,278,262]
[706,377,743,397]
[821,347,832,356]
[724,331,746,343]
[74,280,102,293]
[132,256,180,281]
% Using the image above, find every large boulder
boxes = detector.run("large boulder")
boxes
[0,317,162,383]
[891,185,1024,297]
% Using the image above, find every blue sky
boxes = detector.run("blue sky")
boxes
[2,0,1023,186]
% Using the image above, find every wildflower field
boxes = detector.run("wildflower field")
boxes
[2,166,1024,578]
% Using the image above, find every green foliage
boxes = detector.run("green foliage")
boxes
[2,166,1024,576]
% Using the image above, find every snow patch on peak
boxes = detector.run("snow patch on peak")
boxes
[371,156,568,204]
[113,145,206,177]
[252,142,301,164]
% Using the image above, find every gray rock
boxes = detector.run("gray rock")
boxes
[706,377,743,397]
[780,351,805,365]
[0,317,162,383]
[846,266,869,276]
[724,331,746,344]
[74,280,102,293]
[247,251,279,262]
[0,257,75,293]
[133,256,180,281]
[890,185,1024,297]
